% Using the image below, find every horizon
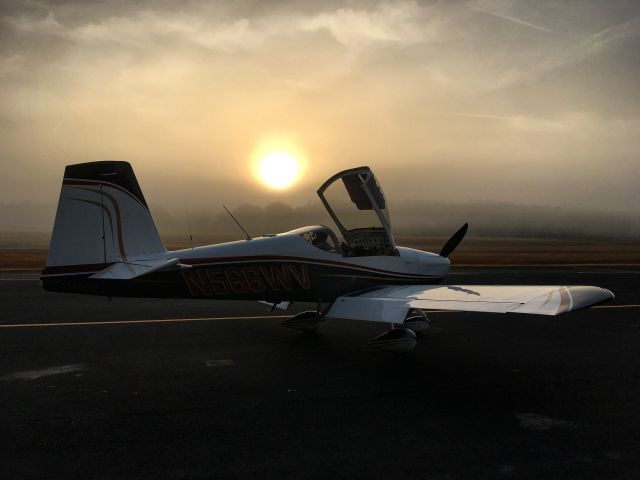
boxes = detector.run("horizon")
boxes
[1,196,639,249]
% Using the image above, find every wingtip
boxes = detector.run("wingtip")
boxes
[566,286,615,311]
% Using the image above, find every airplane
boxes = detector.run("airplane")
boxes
[41,161,614,352]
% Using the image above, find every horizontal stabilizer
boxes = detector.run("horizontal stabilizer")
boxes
[89,258,191,280]
[327,285,614,324]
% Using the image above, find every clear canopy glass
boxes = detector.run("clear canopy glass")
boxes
[317,167,396,256]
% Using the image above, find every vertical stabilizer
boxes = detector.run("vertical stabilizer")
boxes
[46,161,166,267]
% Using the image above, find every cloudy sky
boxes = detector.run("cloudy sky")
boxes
[1,0,638,222]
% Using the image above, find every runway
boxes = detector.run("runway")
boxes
[1,266,639,479]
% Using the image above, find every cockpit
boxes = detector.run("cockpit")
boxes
[316,166,397,257]
[298,226,341,253]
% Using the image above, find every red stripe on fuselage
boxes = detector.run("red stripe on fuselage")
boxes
[42,262,114,276]
[179,255,436,278]
[41,255,439,280]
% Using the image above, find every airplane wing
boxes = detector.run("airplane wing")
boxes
[326,285,614,324]
[89,258,191,280]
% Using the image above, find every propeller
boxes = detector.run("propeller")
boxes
[439,223,468,258]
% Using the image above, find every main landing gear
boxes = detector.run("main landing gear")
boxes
[281,301,329,333]
[282,306,431,353]
[368,309,431,353]
[281,310,323,333]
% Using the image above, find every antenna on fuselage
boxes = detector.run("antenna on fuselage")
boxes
[222,205,252,241]
[99,184,106,262]
[184,201,194,249]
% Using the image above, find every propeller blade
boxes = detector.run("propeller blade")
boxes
[439,223,468,258]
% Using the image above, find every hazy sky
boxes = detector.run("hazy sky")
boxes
[1,0,639,217]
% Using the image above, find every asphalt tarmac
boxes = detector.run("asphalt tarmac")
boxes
[1,266,639,479]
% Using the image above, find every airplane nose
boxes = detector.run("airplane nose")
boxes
[418,251,450,277]
[396,247,450,278]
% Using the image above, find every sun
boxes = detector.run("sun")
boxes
[256,151,301,190]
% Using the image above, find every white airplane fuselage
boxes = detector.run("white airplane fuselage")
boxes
[42,226,450,302]
[40,161,614,354]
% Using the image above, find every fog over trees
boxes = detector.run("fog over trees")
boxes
[1,199,637,249]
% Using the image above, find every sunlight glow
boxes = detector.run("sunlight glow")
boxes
[256,151,301,189]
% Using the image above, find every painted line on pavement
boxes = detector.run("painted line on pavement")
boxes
[592,304,640,309]
[0,315,290,329]
[1,304,637,329]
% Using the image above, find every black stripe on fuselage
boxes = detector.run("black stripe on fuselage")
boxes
[41,260,443,302]
[179,254,438,279]
[42,255,441,279]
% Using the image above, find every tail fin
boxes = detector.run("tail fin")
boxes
[46,161,166,268]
